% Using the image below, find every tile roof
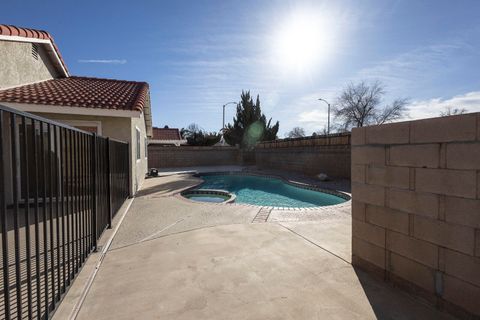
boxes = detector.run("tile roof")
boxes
[0,76,149,112]
[0,24,69,75]
[152,127,183,140]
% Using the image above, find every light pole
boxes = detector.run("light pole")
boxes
[318,98,331,135]
[222,101,237,131]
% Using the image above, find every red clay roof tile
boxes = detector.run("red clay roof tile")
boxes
[0,76,149,112]
[152,128,182,140]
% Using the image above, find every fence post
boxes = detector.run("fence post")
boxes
[106,138,112,228]
[0,110,12,320]
[127,142,132,198]
[91,133,98,251]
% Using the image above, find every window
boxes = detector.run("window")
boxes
[145,138,148,158]
[136,128,141,160]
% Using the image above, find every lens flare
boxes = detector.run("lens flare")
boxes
[243,121,264,147]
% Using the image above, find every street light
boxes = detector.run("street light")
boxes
[318,98,331,135]
[222,101,237,131]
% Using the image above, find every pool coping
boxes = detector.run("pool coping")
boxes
[182,189,237,204]
[174,171,351,212]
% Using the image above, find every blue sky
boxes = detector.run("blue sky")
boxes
[2,0,480,135]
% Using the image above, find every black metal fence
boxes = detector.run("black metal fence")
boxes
[0,105,130,320]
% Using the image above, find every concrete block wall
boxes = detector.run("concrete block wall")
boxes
[148,145,241,168]
[351,113,480,318]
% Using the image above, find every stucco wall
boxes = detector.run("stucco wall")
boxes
[131,113,148,194]
[36,113,131,142]
[351,113,480,318]
[255,134,351,178]
[0,40,60,89]
[31,112,146,195]
[148,145,241,168]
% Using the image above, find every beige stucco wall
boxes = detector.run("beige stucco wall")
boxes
[131,112,148,194]
[351,113,480,318]
[0,40,60,89]
[36,113,132,143]
[31,111,148,195]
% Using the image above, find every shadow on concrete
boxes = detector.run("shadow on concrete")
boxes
[136,176,200,198]
[353,267,454,320]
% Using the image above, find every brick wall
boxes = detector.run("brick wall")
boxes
[148,145,241,168]
[351,113,480,318]
[255,134,351,178]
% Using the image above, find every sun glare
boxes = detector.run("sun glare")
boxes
[273,9,335,73]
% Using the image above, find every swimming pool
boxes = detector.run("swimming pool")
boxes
[195,174,347,208]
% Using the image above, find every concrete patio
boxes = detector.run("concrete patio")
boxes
[53,172,456,320]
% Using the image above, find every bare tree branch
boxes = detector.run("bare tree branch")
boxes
[286,127,306,138]
[375,98,409,125]
[334,80,408,129]
[439,106,468,117]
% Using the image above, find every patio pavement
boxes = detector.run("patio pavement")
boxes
[53,171,456,320]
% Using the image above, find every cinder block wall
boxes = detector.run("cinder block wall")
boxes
[351,113,480,318]
[148,145,241,168]
[255,134,351,178]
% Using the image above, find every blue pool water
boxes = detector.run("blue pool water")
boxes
[196,174,346,207]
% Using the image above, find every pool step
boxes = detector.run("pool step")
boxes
[252,207,272,223]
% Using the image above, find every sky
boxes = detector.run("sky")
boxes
[2,0,480,136]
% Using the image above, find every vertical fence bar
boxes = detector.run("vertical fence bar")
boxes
[0,110,11,320]
[48,123,55,312]
[69,129,75,279]
[78,133,84,264]
[59,128,66,293]
[66,129,71,286]
[91,133,97,251]
[41,121,50,318]
[53,127,62,302]
[82,134,87,260]
[54,126,61,303]
[82,134,87,258]
[10,113,22,319]
[88,135,91,247]
[32,119,42,319]
[22,116,33,319]
[74,131,79,274]
[75,132,81,269]
[107,138,112,229]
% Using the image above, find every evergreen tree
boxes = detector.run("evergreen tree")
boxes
[224,91,279,148]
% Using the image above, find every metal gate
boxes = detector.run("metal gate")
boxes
[0,104,130,319]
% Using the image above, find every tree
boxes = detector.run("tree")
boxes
[181,123,221,146]
[334,81,408,129]
[313,127,328,136]
[286,127,306,138]
[223,91,279,148]
[440,106,468,117]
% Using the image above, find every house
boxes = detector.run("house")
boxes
[0,24,152,194]
[150,126,186,146]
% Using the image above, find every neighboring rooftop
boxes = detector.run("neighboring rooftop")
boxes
[152,127,182,140]
[150,127,186,146]
[0,76,150,112]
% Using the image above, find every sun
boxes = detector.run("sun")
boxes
[273,10,334,73]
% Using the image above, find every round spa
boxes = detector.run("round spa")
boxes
[181,189,236,204]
